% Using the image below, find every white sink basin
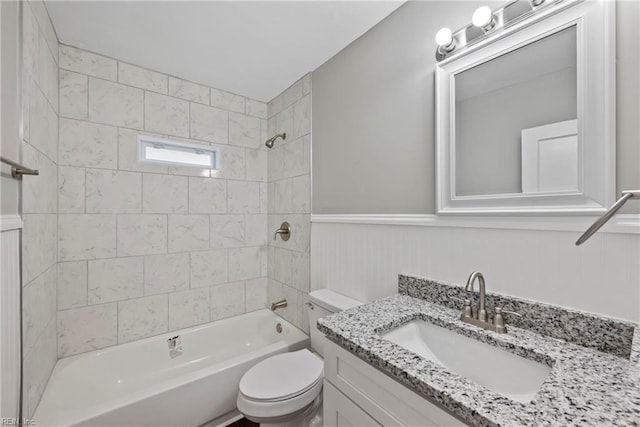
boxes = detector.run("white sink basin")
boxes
[381,320,552,403]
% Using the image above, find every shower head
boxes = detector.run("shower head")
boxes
[265,133,286,148]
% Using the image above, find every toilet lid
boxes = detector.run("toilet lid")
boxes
[239,349,323,402]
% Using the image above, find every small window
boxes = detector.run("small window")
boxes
[138,135,218,169]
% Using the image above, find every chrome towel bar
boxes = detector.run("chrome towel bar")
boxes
[0,156,39,179]
[575,190,640,245]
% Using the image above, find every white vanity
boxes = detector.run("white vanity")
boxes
[323,338,464,427]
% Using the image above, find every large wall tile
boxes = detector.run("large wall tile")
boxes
[188,177,226,213]
[283,137,305,178]
[144,92,189,137]
[169,77,209,104]
[245,99,267,119]
[168,215,209,252]
[22,214,57,283]
[29,86,58,161]
[23,318,56,418]
[22,143,57,214]
[59,118,118,168]
[245,215,268,246]
[36,32,59,110]
[283,79,303,108]
[59,70,88,119]
[144,253,189,295]
[228,181,260,213]
[118,62,168,93]
[246,149,267,182]
[190,249,228,287]
[190,103,228,144]
[143,173,188,213]
[58,303,118,357]
[118,295,168,343]
[22,267,56,355]
[217,145,246,180]
[210,282,245,320]
[292,175,311,213]
[59,45,117,80]
[292,95,310,140]
[275,106,293,140]
[210,88,244,113]
[58,166,85,213]
[291,251,310,293]
[229,112,261,149]
[88,257,143,304]
[59,215,117,261]
[57,261,87,310]
[89,77,144,128]
[245,278,267,312]
[86,169,142,213]
[117,215,167,256]
[209,215,245,248]
[169,288,210,330]
[229,247,262,281]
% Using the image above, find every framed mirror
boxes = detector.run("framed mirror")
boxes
[436,0,615,215]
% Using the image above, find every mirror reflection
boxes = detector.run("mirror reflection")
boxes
[454,26,577,197]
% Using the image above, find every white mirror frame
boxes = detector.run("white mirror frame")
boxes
[436,0,615,215]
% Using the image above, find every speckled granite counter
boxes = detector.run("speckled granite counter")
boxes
[317,280,640,426]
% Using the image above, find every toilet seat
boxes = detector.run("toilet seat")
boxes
[237,349,324,419]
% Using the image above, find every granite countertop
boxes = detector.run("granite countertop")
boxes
[317,293,640,426]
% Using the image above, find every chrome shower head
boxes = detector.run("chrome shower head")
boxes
[265,133,286,148]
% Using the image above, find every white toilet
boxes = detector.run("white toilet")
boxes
[236,289,362,427]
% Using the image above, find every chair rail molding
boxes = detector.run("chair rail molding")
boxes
[310,213,640,235]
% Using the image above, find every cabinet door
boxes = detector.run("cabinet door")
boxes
[324,381,381,427]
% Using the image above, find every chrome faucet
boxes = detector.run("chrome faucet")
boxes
[457,272,521,334]
[270,299,288,311]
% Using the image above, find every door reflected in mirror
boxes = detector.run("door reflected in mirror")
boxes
[454,26,577,197]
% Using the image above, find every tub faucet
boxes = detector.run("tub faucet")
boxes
[270,299,288,311]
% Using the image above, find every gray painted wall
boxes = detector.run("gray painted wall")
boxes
[312,0,639,214]
[1,1,20,216]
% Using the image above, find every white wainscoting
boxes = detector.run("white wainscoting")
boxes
[310,218,640,323]
[1,224,22,419]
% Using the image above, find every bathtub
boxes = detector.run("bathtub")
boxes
[33,309,308,427]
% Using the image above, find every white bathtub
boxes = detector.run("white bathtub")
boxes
[33,310,308,427]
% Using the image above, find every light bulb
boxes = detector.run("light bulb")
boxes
[435,27,453,47]
[472,6,494,29]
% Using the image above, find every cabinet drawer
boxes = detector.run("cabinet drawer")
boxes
[324,338,465,427]
[324,381,382,427]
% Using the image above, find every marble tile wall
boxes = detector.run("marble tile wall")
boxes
[56,45,270,358]
[20,0,59,418]
[266,75,312,333]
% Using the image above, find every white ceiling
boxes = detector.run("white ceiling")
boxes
[45,1,404,101]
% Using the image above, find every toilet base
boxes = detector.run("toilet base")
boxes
[247,395,322,427]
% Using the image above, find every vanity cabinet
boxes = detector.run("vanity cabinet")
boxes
[323,339,465,427]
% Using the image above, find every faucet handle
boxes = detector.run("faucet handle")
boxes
[493,307,522,333]
[494,307,522,317]
[451,296,473,318]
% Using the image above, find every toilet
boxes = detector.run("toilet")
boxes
[236,289,362,427]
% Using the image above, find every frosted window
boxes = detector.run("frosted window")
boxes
[138,136,218,169]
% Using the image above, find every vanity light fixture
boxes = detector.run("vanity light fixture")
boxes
[472,6,497,32]
[435,27,456,60]
[433,0,564,62]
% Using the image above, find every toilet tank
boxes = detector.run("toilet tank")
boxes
[308,289,362,357]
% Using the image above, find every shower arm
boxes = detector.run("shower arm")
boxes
[575,190,640,245]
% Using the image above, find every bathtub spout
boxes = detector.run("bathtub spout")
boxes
[270,300,288,311]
